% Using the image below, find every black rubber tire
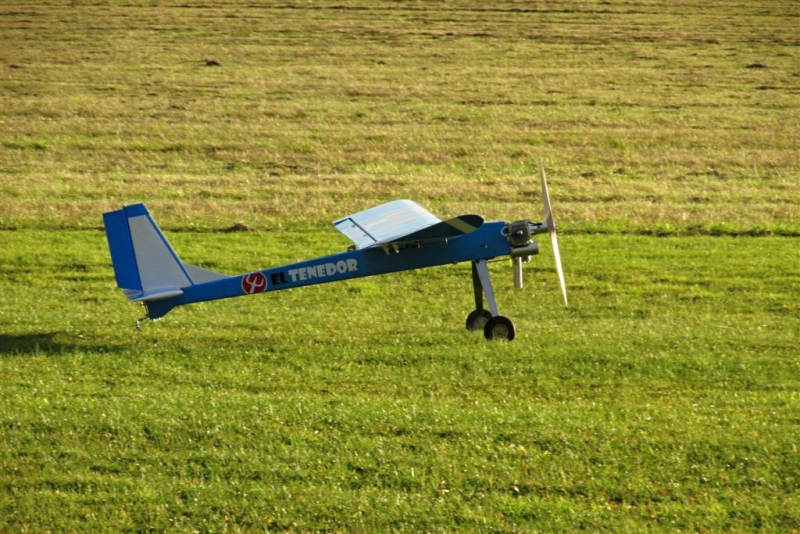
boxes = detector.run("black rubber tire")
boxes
[483,316,516,341]
[465,309,493,331]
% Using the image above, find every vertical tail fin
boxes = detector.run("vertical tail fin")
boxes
[103,203,227,303]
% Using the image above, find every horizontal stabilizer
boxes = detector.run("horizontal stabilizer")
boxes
[124,287,184,302]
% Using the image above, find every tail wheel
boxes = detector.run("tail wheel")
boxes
[484,316,516,341]
[466,309,493,331]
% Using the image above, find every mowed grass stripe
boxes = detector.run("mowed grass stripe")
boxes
[1,0,797,233]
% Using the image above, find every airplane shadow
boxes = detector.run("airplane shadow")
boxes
[0,333,121,357]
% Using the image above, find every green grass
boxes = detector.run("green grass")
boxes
[1,230,797,531]
[1,0,798,531]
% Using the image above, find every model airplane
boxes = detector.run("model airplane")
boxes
[103,163,567,340]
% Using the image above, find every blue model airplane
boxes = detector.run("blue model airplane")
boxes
[103,164,567,340]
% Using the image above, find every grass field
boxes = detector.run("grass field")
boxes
[1,1,798,532]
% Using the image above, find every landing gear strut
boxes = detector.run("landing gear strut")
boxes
[465,260,516,341]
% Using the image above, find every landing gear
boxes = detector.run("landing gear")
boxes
[484,315,516,341]
[466,260,516,341]
[465,309,492,331]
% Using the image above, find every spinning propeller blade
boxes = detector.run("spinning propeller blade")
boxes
[539,160,568,307]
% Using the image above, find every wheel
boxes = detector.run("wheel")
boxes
[466,309,493,332]
[484,316,516,341]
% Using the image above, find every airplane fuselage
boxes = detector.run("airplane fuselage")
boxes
[145,221,515,319]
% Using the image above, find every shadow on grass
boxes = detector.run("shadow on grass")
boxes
[0,333,122,356]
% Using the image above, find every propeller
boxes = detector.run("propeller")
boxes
[539,159,568,307]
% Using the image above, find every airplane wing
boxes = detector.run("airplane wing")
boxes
[333,200,483,250]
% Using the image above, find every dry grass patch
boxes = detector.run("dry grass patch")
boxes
[1,0,798,234]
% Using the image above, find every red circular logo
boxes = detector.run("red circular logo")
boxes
[241,272,267,294]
